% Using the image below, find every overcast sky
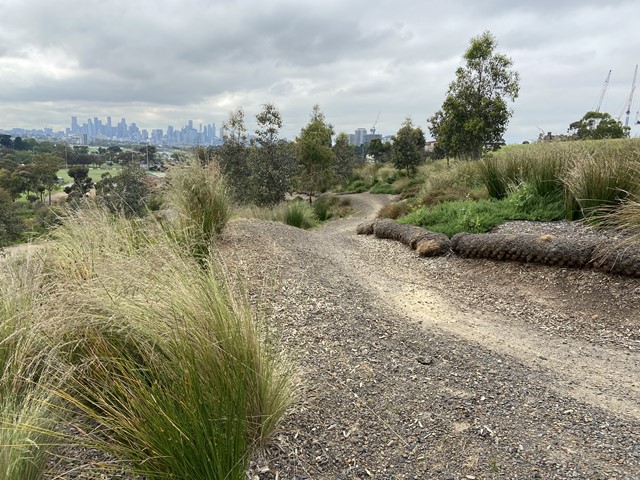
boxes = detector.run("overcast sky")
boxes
[1,0,639,143]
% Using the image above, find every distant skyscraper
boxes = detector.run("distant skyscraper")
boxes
[118,118,127,138]
[355,128,367,146]
[71,116,79,134]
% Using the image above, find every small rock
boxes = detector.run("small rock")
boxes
[416,356,433,365]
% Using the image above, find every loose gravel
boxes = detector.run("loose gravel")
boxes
[219,193,640,480]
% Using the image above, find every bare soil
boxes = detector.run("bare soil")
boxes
[220,193,640,480]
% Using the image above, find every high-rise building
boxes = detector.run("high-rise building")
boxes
[117,118,127,138]
[355,128,367,146]
[71,116,79,134]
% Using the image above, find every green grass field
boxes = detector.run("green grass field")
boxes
[56,166,123,185]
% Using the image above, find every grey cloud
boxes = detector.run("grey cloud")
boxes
[1,0,640,143]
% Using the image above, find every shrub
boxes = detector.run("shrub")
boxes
[399,183,565,237]
[95,167,151,217]
[594,194,640,244]
[282,200,317,229]
[342,179,370,193]
[478,156,510,199]
[370,182,399,194]
[37,205,293,479]
[376,166,399,184]
[377,201,412,219]
[166,159,231,258]
[563,153,639,219]
[313,195,337,221]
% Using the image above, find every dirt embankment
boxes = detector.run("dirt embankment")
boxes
[221,193,640,480]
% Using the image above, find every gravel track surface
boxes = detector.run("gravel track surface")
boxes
[220,193,640,480]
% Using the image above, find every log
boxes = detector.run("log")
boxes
[451,233,595,269]
[592,242,640,277]
[356,220,377,235]
[373,219,451,257]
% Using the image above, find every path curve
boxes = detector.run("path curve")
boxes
[222,193,640,479]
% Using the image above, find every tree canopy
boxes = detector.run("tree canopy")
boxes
[332,132,358,182]
[569,111,630,140]
[248,103,298,206]
[392,118,426,174]
[296,105,335,202]
[95,167,150,217]
[218,107,250,202]
[428,31,520,159]
[368,138,391,164]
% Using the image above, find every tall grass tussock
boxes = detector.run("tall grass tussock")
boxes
[0,156,293,479]
[399,139,640,236]
[165,159,231,258]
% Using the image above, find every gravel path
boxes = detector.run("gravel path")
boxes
[220,193,640,480]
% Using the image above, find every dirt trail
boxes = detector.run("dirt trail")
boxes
[321,194,640,422]
[224,193,640,479]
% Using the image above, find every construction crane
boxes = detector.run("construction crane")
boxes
[370,111,381,135]
[621,64,638,126]
[595,69,612,113]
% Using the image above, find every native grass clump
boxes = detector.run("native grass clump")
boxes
[394,139,640,237]
[0,159,293,479]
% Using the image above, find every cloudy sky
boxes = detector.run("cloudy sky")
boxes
[1,0,639,142]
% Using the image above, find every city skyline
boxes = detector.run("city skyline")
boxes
[0,114,392,147]
[2,1,640,145]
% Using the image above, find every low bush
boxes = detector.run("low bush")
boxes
[165,160,231,258]
[1,200,294,480]
[563,154,639,219]
[313,195,335,221]
[342,179,370,193]
[399,183,565,237]
[283,200,317,229]
[370,182,399,194]
[377,201,412,219]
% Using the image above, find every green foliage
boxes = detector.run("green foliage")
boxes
[95,167,151,217]
[399,184,564,237]
[478,156,510,199]
[370,182,399,194]
[0,134,13,149]
[368,138,391,163]
[569,111,630,140]
[392,118,426,174]
[166,159,231,259]
[218,107,250,203]
[342,179,370,193]
[296,105,335,201]
[1,256,62,480]
[313,195,333,221]
[248,104,299,206]
[0,189,25,246]
[64,165,94,202]
[218,104,299,207]
[312,194,351,222]
[332,132,357,182]
[283,200,317,229]
[595,195,640,245]
[428,31,520,159]
[0,202,293,480]
[480,140,640,219]
[563,153,639,219]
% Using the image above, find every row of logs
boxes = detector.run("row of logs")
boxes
[356,219,640,277]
